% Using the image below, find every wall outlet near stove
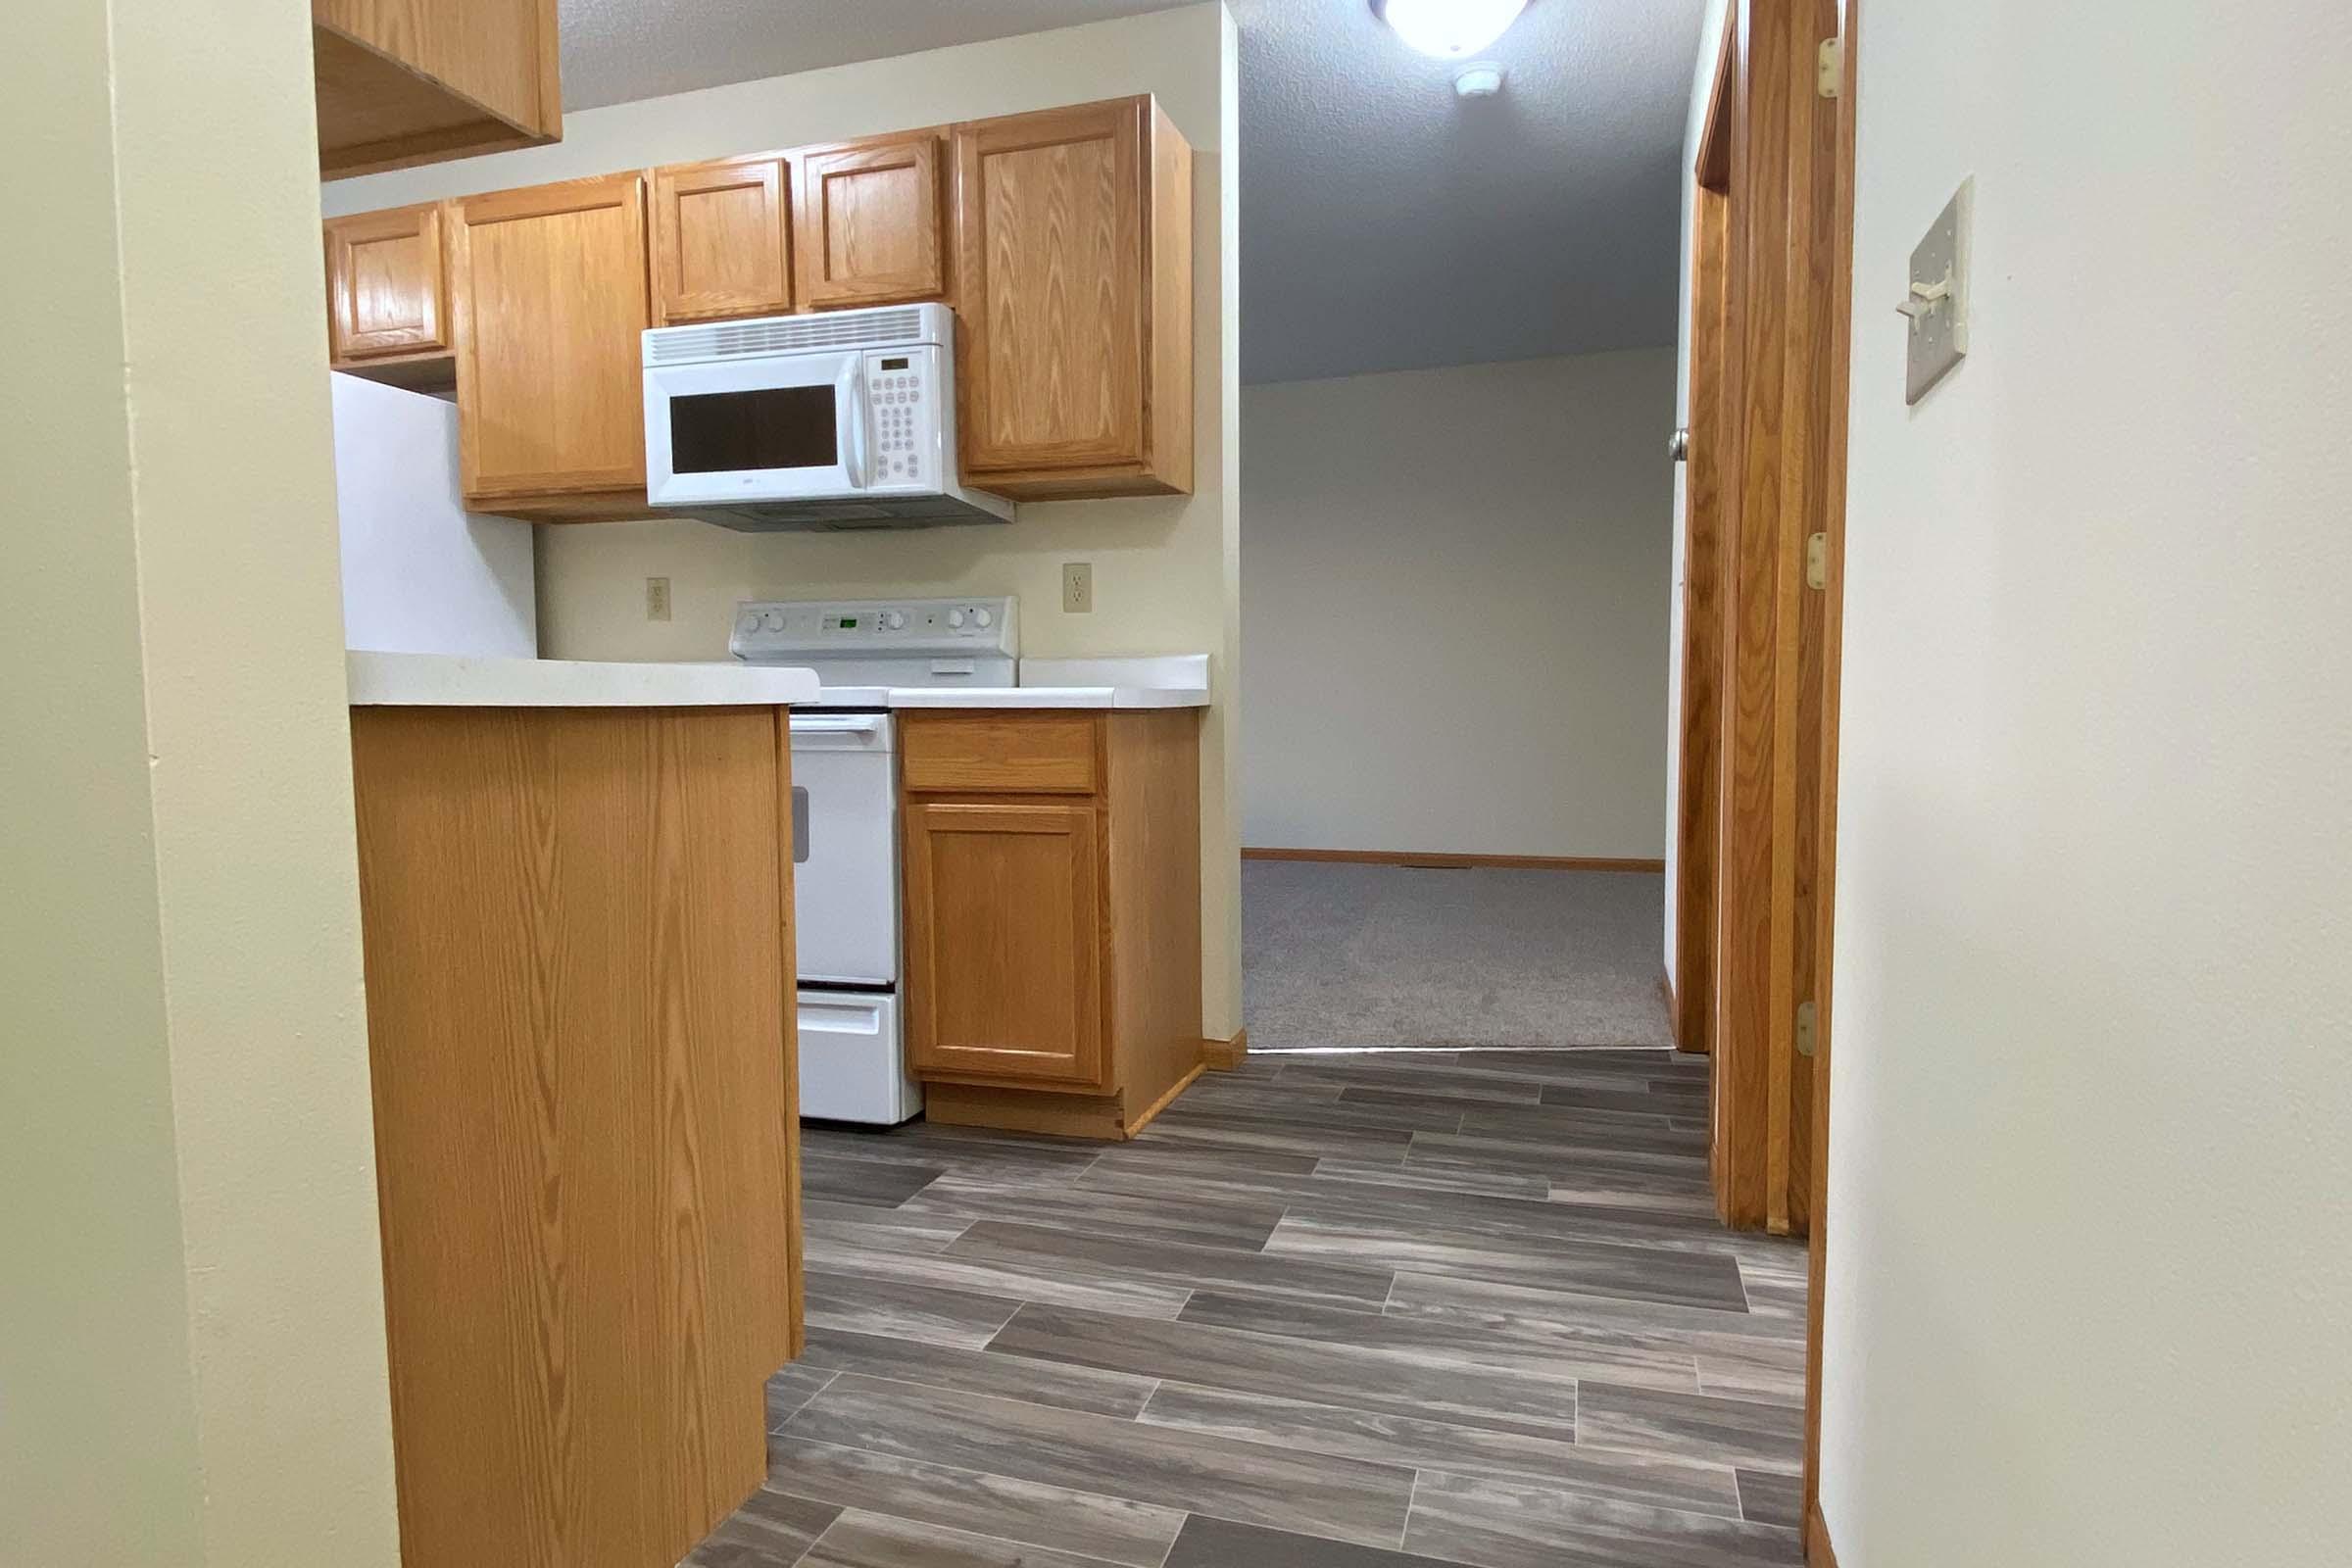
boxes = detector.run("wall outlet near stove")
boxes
[1061,562,1094,613]
[645,576,672,621]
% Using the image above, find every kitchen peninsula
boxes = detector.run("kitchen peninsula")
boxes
[347,653,818,1568]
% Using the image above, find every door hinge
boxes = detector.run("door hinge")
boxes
[1818,37,1843,98]
[1805,531,1828,590]
[1795,1000,1818,1058]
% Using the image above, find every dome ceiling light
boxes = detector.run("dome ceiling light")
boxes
[1374,0,1531,61]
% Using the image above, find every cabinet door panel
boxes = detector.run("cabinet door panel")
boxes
[955,101,1146,473]
[325,202,449,361]
[792,133,947,309]
[651,155,792,325]
[451,173,650,501]
[905,803,1104,1086]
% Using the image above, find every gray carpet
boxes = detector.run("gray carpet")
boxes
[1242,859,1672,1051]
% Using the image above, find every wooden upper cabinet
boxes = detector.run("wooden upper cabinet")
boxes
[953,96,1194,500]
[650,154,793,326]
[324,202,450,364]
[314,0,562,177]
[449,173,651,514]
[790,132,949,310]
[904,801,1105,1088]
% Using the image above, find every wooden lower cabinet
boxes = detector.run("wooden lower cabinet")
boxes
[901,709,1203,1138]
[351,704,801,1568]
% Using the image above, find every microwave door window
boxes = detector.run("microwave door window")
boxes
[669,385,840,473]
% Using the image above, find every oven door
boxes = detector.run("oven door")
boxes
[645,349,870,508]
[787,712,899,987]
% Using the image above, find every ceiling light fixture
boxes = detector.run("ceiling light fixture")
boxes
[1376,0,1530,60]
[1453,63,1507,98]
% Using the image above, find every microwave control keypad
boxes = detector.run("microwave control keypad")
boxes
[867,356,932,484]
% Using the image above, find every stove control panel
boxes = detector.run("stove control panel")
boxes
[730,597,1018,662]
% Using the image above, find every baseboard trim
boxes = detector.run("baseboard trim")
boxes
[1806,1500,1838,1568]
[1200,1028,1249,1071]
[1243,847,1666,874]
[1660,971,1681,1039]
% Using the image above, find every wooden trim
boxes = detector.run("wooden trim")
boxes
[1805,1499,1839,1568]
[775,712,806,1362]
[1712,0,1847,1238]
[1695,12,1738,190]
[1661,973,1686,1050]
[1675,137,1733,1060]
[921,1082,1126,1141]
[1242,848,1665,874]
[1200,1028,1249,1071]
[1806,0,1860,1530]
[1123,1062,1205,1137]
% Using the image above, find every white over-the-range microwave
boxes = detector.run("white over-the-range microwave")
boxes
[641,302,1014,531]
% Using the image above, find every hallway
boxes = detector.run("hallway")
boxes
[1243,862,1676,1052]
[708,1049,1807,1567]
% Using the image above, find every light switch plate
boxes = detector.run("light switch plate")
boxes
[1905,177,1972,405]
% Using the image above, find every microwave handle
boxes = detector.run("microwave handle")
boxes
[842,359,871,490]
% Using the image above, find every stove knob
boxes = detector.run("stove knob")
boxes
[947,609,966,629]
[737,612,762,637]
[884,611,907,630]
[761,609,785,631]
[972,608,994,629]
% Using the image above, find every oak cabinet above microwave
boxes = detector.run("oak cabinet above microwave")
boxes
[791,132,950,311]
[650,153,795,326]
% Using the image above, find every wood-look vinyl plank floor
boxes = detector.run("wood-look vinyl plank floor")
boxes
[703,1047,1804,1568]
[768,1438,1185,1565]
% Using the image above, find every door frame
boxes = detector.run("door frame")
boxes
[1803,4,1858,1555]
[1671,0,1858,1557]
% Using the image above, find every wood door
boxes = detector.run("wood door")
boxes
[904,801,1105,1087]
[791,132,947,309]
[650,154,793,325]
[450,172,650,504]
[323,202,450,362]
[954,99,1148,476]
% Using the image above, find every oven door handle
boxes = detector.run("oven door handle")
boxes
[789,714,890,745]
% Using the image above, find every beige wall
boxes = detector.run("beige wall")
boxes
[1243,352,1676,858]
[1821,3,2352,1564]
[324,3,1247,1040]
[0,0,400,1562]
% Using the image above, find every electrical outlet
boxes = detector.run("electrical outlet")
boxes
[1061,562,1094,614]
[645,576,671,622]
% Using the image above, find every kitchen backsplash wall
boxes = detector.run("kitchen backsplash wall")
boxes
[323,4,1243,1042]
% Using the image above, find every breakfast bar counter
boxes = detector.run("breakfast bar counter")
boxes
[346,655,817,1568]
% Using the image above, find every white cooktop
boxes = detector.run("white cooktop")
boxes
[805,656,1210,710]
[731,598,1207,710]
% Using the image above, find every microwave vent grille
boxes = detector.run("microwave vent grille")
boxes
[646,305,936,366]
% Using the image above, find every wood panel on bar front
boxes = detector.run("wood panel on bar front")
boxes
[351,705,800,1568]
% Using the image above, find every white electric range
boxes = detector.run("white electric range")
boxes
[732,597,1021,1124]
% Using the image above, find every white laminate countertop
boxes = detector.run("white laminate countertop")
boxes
[349,652,822,708]
[802,655,1211,710]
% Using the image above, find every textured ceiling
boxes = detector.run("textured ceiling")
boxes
[557,0,1706,384]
